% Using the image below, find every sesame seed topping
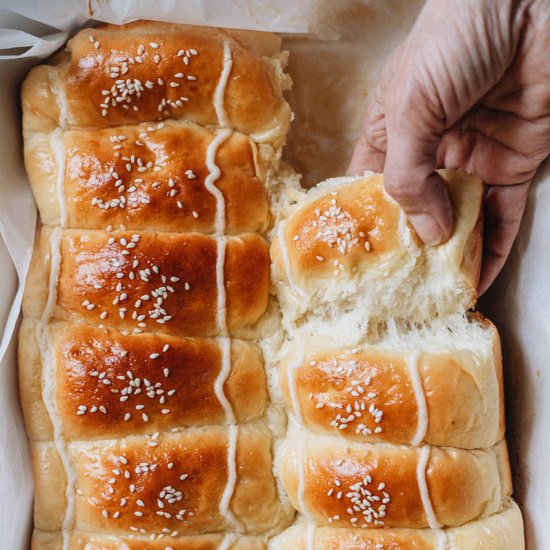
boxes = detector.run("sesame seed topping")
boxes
[326,471,391,527]
[310,355,385,437]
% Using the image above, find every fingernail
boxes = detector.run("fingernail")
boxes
[408,213,444,246]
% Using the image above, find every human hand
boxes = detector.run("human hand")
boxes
[347,0,550,293]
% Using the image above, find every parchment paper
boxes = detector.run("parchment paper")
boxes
[0,1,546,548]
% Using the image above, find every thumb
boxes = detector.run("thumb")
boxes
[383,88,453,246]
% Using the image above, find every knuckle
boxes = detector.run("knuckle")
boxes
[383,176,422,205]
[364,124,387,154]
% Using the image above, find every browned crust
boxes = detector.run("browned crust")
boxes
[22,22,290,141]
[19,320,266,440]
[271,171,483,318]
[270,502,524,549]
[32,425,284,535]
[225,233,270,332]
[23,228,269,336]
[24,121,270,234]
[272,175,405,286]
[279,347,418,444]
[32,530,266,549]
[279,335,503,449]
[279,439,510,530]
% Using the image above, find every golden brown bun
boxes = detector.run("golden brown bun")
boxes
[277,433,512,530]
[21,21,291,145]
[24,121,271,233]
[23,226,269,336]
[32,530,265,549]
[279,316,504,449]
[19,319,266,440]
[32,424,289,536]
[271,170,483,326]
[269,501,524,549]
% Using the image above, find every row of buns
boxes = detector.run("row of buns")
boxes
[20,21,295,547]
[268,169,524,547]
[31,501,524,549]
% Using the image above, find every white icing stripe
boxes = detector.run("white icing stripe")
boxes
[277,220,307,299]
[42,228,62,323]
[51,129,67,227]
[287,351,305,425]
[205,129,231,335]
[214,40,233,127]
[306,520,316,550]
[219,533,237,550]
[205,128,232,235]
[407,351,428,446]
[205,127,234,424]
[219,425,244,532]
[417,445,441,529]
[215,337,236,424]
[215,236,228,335]
[297,440,311,517]
[249,119,285,144]
[36,323,76,550]
[204,129,235,423]
[435,529,449,550]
